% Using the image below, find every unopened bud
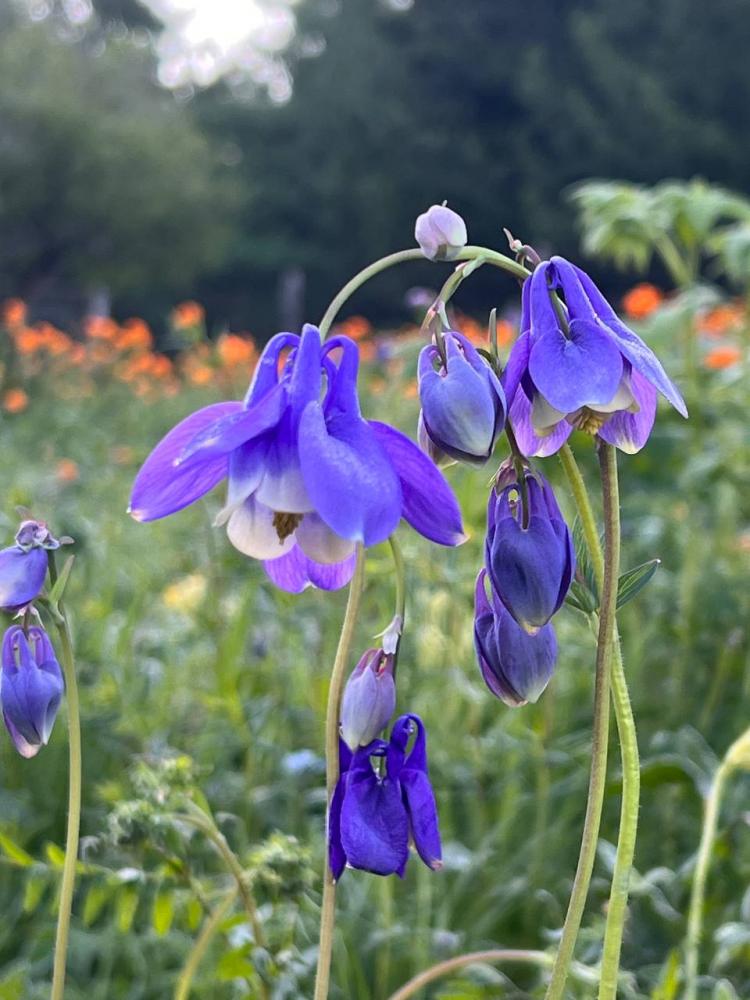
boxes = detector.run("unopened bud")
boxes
[340,648,396,750]
[414,204,468,261]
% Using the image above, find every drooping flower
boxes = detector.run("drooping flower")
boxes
[418,331,506,465]
[329,714,441,878]
[474,569,557,706]
[340,648,396,750]
[129,325,465,592]
[485,471,575,634]
[504,258,687,456]
[414,204,468,261]
[1,625,64,758]
[0,520,57,612]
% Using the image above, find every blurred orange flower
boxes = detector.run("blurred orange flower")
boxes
[216,333,257,368]
[56,459,79,483]
[2,298,27,328]
[172,301,205,329]
[337,316,372,341]
[188,363,214,386]
[116,318,153,352]
[703,345,742,370]
[13,327,45,355]
[84,315,119,341]
[2,388,29,413]
[697,303,745,338]
[621,284,663,320]
[111,445,136,465]
[454,315,485,345]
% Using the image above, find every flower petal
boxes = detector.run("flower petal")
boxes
[295,513,356,564]
[0,547,48,611]
[340,763,410,877]
[176,384,285,465]
[262,545,355,593]
[129,402,241,521]
[369,422,466,546]
[392,715,442,870]
[501,331,531,408]
[598,369,657,454]
[226,496,295,560]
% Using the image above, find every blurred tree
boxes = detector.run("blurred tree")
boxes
[0,16,235,325]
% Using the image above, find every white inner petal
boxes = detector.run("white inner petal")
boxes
[226,497,296,560]
[531,393,566,436]
[593,374,637,415]
[295,513,356,565]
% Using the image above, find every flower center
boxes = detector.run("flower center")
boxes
[272,511,303,542]
[571,407,608,435]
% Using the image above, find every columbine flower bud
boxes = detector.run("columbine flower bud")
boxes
[340,648,396,750]
[474,569,557,706]
[418,331,506,465]
[1,625,64,758]
[485,471,575,633]
[0,521,56,612]
[414,204,468,261]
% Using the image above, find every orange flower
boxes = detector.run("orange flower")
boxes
[703,345,742,370]
[13,327,45,355]
[621,284,663,320]
[337,316,372,341]
[454,314,486,346]
[111,445,135,465]
[56,459,79,484]
[172,301,205,329]
[116,318,153,352]
[403,379,418,400]
[2,388,29,413]
[697,303,745,338]
[2,298,27,328]
[358,340,377,363]
[188,363,214,386]
[216,333,257,368]
[84,315,119,342]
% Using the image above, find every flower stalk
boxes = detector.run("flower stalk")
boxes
[313,545,366,1000]
[173,889,238,1000]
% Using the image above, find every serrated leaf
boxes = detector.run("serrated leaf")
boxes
[0,834,34,867]
[22,874,46,913]
[116,885,139,933]
[83,884,111,927]
[617,559,660,609]
[152,889,174,937]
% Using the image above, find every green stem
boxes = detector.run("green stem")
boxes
[174,889,237,1000]
[388,534,406,627]
[387,950,555,1000]
[313,545,367,1000]
[318,246,528,337]
[545,444,621,1000]
[683,758,731,1000]
[50,609,83,1000]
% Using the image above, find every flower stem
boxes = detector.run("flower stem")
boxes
[386,950,555,1000]
[683,756,733,1000]
[559,444,641,999]
[318,247,528,337]
[388,534,406,627]
[313,545,367,1000]
[544,443,621,1000]
[173,889,237,1000]
[50,609,82,1000]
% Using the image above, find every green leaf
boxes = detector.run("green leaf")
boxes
[566,579,598,615]
[617,559,660,609]
[116,885,139,933]
[45,843,66,869]
[185,897,203,932]
[0,834,34,867]
[83,884,111,927]
[22,874,47,913]
[0,968,26,1000]
[48,554,75,606]
[152,889,174,937]
[217,947,256,981]
[650,948,680,1000]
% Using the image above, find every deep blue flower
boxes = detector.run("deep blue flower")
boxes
[504,257,687,456]
[418,331,506,465]
[129,325,465,592]
[474,568,557,706]
[329,714,441,879]
[0,520,57,612]
[340,648,396,751]
[1,625,64,758]
[485,471,575,634]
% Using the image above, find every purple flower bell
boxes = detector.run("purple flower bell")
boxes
[0,520,57,612]
[418,331,506,465]
[1,625,64,758]
[414,204,467,261]
[129,325,465,593]
[474,569,557,706]
[504,257,687,456]
[485,471,575,634]
[329,714,441,879]
[340,648,396,751]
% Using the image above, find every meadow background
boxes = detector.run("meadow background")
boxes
[0,1,749,998]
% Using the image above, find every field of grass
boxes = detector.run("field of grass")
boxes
[0,285,748,999]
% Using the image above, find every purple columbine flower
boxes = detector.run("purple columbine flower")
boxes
[129,325,465,593]
[485,471,575,634]
[418,331,506,465]
[474,568,557,706]
[329,714,441,879]
[0,520,57,612]
[504,257,687,456]
[340,648,396,751]
[414,204,467,261]
[1,625,64,758]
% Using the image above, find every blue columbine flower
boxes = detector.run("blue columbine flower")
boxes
[504,257,687,456]
[129,325,465,592]
[329,714,441,878]
[474,568,557,706]
[1,625,64,758]
[340,647,396,751]
[418,331,506,465]
[0,520,57,612]
[485,470,575,634]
